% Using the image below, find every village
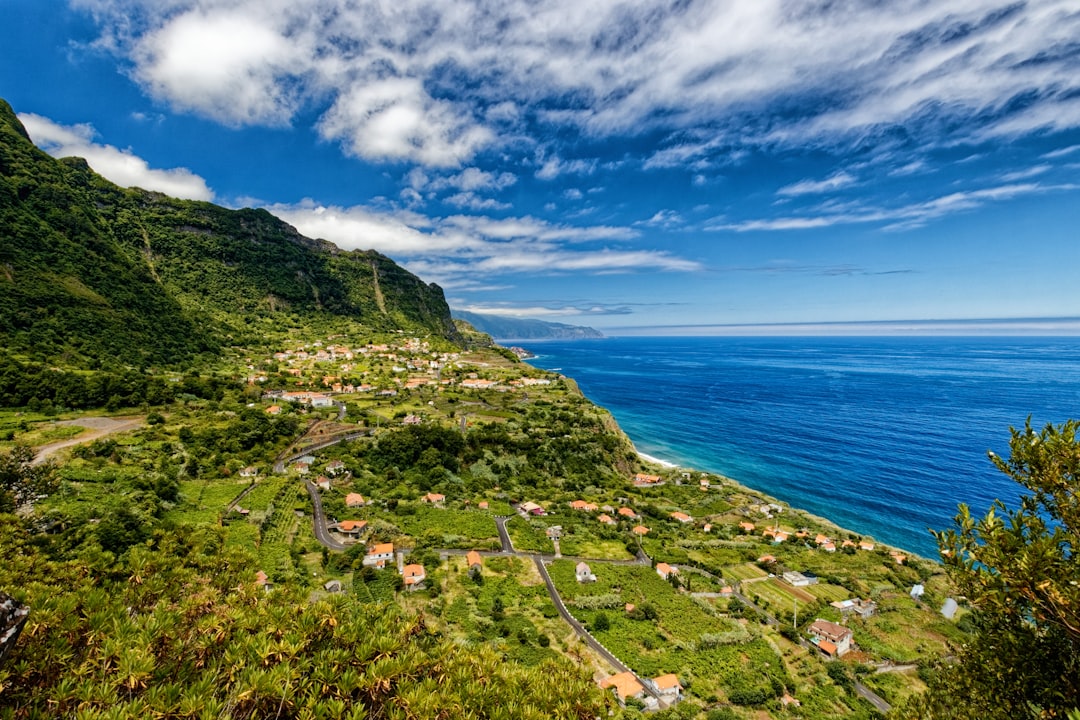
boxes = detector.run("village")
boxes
[200,331,965,716]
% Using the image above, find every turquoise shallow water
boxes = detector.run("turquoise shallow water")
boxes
[526,336,1080,559]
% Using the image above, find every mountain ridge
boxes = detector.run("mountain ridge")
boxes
[0,98,461,369]
[453,310,603,340]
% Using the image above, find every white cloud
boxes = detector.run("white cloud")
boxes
[76,0,1080,166]
[19,112,213,200]
[131,8,303,126]
[454,303,626,318]
[777,172,857,197]
[264,201,699,286]
[1041,144,1080,160]
[535,153,598,180]
[318,79,492,167]
[710,182,1080,232]
[637,209,684,228]
[998,165,1051,182]
[444,192,511,211]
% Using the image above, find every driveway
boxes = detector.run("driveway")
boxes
[32,416,145,465]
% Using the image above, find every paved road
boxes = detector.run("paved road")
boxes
[494,516,514,553]
[855,679,891,714]
[303,480,346,551]
[531,556,664,706]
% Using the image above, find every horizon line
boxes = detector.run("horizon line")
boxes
[597,316,1080,337]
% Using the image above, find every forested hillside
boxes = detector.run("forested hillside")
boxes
[0,98,459,370]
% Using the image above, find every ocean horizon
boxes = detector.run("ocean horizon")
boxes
[526,335,1080,559]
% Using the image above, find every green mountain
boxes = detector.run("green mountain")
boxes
[453,310,603,340]
[0,98,460,369]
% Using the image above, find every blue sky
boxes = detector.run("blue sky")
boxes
[3,0,1080,333]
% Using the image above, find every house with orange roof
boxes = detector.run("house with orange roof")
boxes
[421,492,446,505]
[617,506,638,519]
[331,520,368,538]
[632,525,650,535]
[655,562,678,580]
[345,493,365,508]
[739,521,755,532]
[859,540,876,551]
[325,460,346,476]
[477,501,489,509]
[466,551,482,572]
[401,564,426,590]
[670,511,692,523]
[599,672,646,705]
[363,543,395,568]
[265,405,282,415]
[598,514,616,525]
[815,533,831,545]
[808,618,853,656]
[890,551,907,565]
[821,541,837,552]
[316,475,331,491]
[702,523,712,533]
[255,570,272,591]
[649,674,683,700]
[633,473,662,487]
[569,500,599,511]
[758,554,777,564]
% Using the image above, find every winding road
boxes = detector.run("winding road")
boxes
[304,479,346,551]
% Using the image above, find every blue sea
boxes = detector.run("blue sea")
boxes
[526,336,1080,559]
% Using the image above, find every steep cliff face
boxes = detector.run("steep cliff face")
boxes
[0,99,460,367]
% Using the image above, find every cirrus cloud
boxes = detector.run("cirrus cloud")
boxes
[72,0,1080,168]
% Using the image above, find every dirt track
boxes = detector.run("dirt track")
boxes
[32,416,145,465]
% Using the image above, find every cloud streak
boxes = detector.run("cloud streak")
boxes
[709,182,1080,232]
[265,201,701,287]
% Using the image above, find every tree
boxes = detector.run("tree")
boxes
[0,445,57,512]
[906,420,1079,719]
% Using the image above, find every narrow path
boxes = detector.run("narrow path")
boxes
[224,481,260,514]
[32,416,144,465]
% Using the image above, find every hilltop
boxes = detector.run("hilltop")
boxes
[0,98,460,370]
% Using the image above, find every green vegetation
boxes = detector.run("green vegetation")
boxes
[902,420,1080,719]
[0,98,460,378]
[2,93,1071,719]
